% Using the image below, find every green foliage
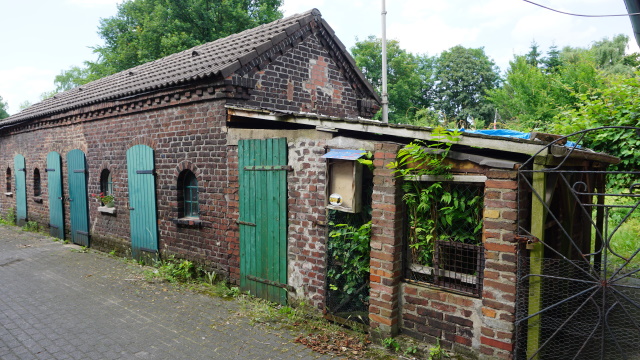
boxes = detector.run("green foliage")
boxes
[428,340,450,360]
[327,221,371,300]
[150,256,198,283]
[53,66,94,93]
[387,127,460,177]
[432,45,500,129]
[0,96,9,119]
[86,0,283,79]
[21,221,41,233]
[403,182,483,267]
[382,337,400,352]
[0,208,16,226]
[490,34,636,131]
[549,75,640,189]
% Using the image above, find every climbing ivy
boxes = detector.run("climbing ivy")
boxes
[327,221,372,300]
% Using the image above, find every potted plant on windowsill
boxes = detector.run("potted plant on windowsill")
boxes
[92,192,116,214]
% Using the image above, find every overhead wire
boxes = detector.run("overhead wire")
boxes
[522,0,640,18]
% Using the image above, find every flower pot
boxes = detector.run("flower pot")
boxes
[104,202,115,208]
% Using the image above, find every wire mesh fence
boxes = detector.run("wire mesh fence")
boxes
[515,256,640,360]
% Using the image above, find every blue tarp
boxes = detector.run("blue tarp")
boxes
[460,129,579,147]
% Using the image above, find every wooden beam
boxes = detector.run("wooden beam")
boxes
[527,164,546,359]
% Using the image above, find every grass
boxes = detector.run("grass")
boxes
[607,218,640,276]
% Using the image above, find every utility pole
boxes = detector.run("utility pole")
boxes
[381,0,389,123]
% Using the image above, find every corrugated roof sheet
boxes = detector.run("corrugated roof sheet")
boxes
[1,9,321,127]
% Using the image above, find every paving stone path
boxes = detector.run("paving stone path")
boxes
[0,225,336,359]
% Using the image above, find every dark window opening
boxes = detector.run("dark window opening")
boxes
[100,169,113,196]
[33,168,41,196]
[6,167,11,192]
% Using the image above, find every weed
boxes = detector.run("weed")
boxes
[109,249,117,257]
[0,208,16,226]
[21,221,41,233]
[71,246,89,253]
[404,344,419,356]
[382,337,400,352]
[428,340,450,360]
[204,270,217,286]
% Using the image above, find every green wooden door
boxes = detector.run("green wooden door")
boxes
[126,145,158,262]
[46,152,65,239]
[67,150,90,246]
[238,138,288,304]
[13,154,27,226]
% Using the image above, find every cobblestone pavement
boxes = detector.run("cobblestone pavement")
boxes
[0,225,336,360]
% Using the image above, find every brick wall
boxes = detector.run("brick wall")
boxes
[368,142,405,335]
[286,138,329,308]
[233,33,361,119]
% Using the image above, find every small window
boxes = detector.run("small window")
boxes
[183,171,199,218]
[405,179,485,296]
[6,167,11,192]
[100,169,113,196]
[33,168,41,196]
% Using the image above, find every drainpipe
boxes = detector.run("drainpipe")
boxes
[381,0,389,123]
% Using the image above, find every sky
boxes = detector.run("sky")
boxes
[1,0,638,115]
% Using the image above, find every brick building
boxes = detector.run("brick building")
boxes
[0,9,616,359]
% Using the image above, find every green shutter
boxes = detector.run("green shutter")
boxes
[239,138,288,304]
[47,152,65,239]
[67,150,90,246]
[13,154,27,226]
[126,145,158,262]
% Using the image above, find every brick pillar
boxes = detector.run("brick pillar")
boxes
[369,142,404,337]
[479,169,519,359]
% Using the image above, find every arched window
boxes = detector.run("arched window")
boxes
[100,169,113,196]
[6,167,11,192]
[33,168,41,196]
[181,171,199,218]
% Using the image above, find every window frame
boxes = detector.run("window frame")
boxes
[182,171,199,218]
[403,174,486,297]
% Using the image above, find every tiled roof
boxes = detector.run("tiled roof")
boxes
[1,9,324,127]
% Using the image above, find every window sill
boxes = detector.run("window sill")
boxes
[172,217,202,227]
[98,206,117,215]
[33,197,43,204]
[4,192,13,197]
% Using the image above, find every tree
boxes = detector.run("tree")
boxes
[431,45,500,128]
[87,0,283,78]
[54,66,94,92]
[0,96,9,119]
[351,36,429,123]
[486,56,563,129]
[549,75,640,188]
[525,41,542,68]
[541,45,562,73]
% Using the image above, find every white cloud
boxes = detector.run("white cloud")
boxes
[389,16,480,55]
[0,67,56,115]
